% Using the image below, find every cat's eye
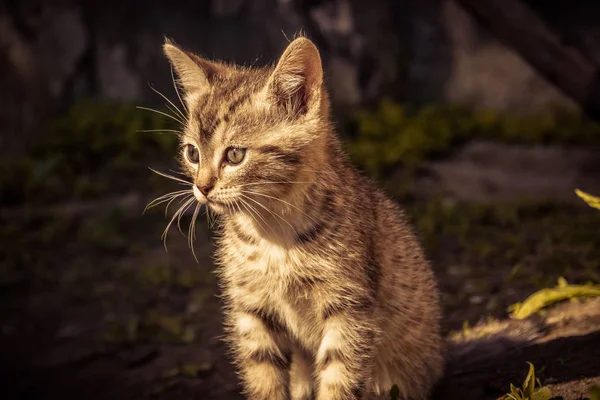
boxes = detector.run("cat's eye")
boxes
[225,147,246,165]
[186,144,200,164]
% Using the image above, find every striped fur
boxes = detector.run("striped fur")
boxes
[164,36,443,400]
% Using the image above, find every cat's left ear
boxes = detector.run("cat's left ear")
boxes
[265,37,323,117]
[163,38,220,98]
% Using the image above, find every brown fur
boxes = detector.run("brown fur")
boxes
[162,35,444,400]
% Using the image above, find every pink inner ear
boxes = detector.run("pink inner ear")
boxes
[271,76,309,117]
[268,38,323,117]
[271,66,321,117]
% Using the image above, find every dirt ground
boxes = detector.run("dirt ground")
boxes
[1,177,599,400]
[0,185,600,400]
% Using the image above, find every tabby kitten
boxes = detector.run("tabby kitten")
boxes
[161,36,443,400]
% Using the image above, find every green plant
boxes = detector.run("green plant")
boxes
[347,100,600,177]
[508,277,600,320]
[500,362,552,400]
[0,99,179,205]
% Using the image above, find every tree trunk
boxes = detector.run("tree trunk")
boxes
[455,0,600,122]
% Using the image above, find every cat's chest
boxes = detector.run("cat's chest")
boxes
[223,235,311,285]
[222,241,324,349]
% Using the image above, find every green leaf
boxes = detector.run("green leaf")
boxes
[510,383,523,398]
[522,362,536,397]
[531,387,552,400]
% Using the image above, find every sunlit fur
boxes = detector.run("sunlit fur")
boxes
[162,35,444,400]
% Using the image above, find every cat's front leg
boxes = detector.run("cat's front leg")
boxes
[227,307,291,400]
[314,305,377,400]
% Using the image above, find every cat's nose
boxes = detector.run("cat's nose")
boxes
[196,174,217,197]
[197,181,215,196]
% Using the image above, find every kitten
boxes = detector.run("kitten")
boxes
[162,36,444,400]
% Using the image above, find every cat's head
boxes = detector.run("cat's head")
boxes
[163,36,329,215]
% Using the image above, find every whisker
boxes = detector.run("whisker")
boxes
[171,65,188,113]
[188,202,201,263]
[240,195,282,240]
[231,198,243,217]
[210,207,219,229]
[147,83,188,122]
[149,167,193,186]
[176,195,196,233]
[224,199,234,215]
[162,197,196,251]
[206,206,216,230]
[164,193,191,217]
[136,106,184,125]
[144,190,190,213]
[244,190,317,225]
[136,129,183,135]
[243,194,298,236]
[239,198,274,241]
[231,181,313,188]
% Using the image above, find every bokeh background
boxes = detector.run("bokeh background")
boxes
[1,0,599,399]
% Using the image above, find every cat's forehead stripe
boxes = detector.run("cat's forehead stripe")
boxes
[222,93,251,122]
[190,76,258,143]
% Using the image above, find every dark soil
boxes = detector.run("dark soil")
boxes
[1,186,599,400]
[1,104,599,400]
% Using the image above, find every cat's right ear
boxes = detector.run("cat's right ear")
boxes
[163,38,218,97]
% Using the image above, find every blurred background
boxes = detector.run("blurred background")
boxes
[1,0,599,399]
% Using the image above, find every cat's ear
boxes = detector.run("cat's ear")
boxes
[265,37,323,117]
[163,38,219,96]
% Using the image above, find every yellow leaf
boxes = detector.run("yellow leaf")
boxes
[575,189,600,210]
[510,279,600,320]
[557,277,568,288]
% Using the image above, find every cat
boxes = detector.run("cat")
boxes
[161,35,444,400]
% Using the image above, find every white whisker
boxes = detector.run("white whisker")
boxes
[240,195,282,240]
[244,190,317,225]
[164,193,192,217]
[188,202,201,263]
[243,194,298,236]
[177,196,196,233]
[171,65,188,114]
[162,197,196,251]
[136,106,184,125]
[147,82,188,122]
[240,199,272,239]
[136,129,183,135]
[238,198,272,240]
[148,167,193,186]
[144,190,190,213]
[231,181,313,188]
